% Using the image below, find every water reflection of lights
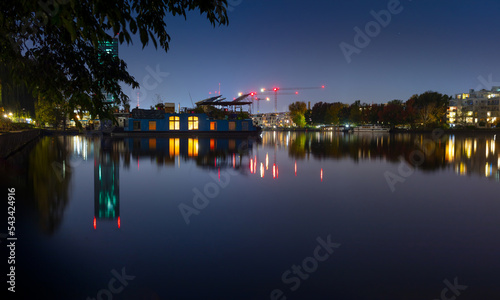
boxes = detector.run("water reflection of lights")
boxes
[272,164,278,179]
[260,163,264,178]
[446,136,455,162]
[266,153,269,170]
[72,136,88,160]
[320,168,323,182]
[485,163,493,177]
[294,161,297,176]
[465,139,472,159]
[456,163,467,175]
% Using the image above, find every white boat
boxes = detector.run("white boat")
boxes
[352,125,390,132]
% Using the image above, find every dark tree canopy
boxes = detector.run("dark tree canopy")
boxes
[0,0,229,121]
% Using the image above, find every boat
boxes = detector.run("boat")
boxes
[113,108,261,137]
[352,124,390,133]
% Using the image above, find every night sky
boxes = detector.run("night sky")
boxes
[120,0,500,112]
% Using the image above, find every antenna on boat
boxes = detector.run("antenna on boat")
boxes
[189,92,194,107]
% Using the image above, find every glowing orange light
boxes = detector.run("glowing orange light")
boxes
[273,164,276,179]
[260,163,264,178]
[320,168,323,182]
[233,153,236,169]
[93,217,96,230]
[250,159,254,173]
[295,161,297,176]
[118,217,121,228]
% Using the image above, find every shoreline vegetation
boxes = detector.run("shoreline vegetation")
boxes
[262,127,500,134]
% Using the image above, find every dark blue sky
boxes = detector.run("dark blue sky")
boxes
[120,0,500,112]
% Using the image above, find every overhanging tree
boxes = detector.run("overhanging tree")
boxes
[0,0,229,123]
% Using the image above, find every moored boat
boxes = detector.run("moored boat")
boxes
[114,108,261,137]
[352,124,390,132]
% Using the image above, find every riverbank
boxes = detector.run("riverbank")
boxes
[0,129,82,158]
[0,130,43,158]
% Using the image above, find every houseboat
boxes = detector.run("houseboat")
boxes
[115,108,261,137]
[352,124,390,133]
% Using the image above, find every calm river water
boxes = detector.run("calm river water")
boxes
[2,131,500,299]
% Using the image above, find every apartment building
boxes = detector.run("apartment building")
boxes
[448,87,500,127]
[252,112,294,128]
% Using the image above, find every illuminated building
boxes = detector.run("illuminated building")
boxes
[448,87,500,127]
[98,38,119,104]
[252,112,294,128]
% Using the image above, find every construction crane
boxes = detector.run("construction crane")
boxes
[251,97,270,114]
[260,85,326,112]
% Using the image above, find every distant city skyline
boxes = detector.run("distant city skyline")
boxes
[119,0,500,112]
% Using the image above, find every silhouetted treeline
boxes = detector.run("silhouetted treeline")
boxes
[306,91,450,128]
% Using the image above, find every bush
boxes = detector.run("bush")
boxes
[0,118,13,131]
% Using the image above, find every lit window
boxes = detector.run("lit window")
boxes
[149,121,156,131]
[210,139,216,150]
[210,122,217,131]
[229,122,236,131]
[188,116,199,130]
[169,116,180,130]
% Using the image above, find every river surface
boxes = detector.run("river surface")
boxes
[2,131,500,299]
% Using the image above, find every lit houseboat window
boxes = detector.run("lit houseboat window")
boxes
[148,121,156,131]
[210,122,217,131]
[188,116,199,130]
[229,121,236,131]
[169,116,180,130]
